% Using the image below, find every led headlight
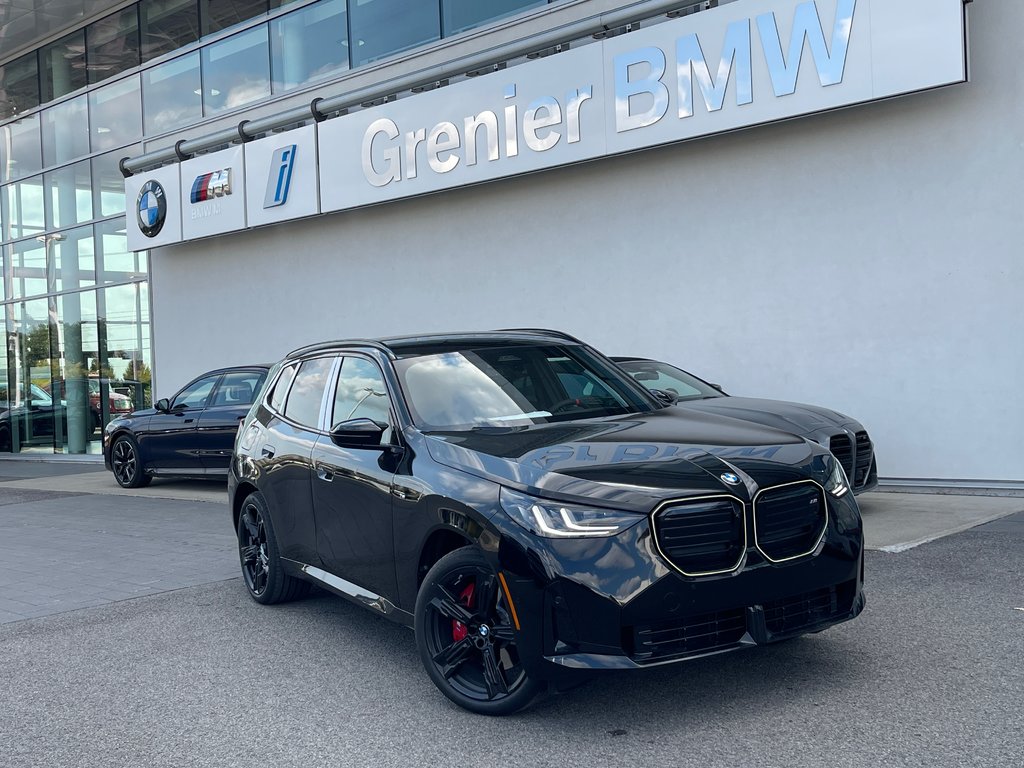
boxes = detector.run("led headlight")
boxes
[499,487,643,538]
[825,455,850,498]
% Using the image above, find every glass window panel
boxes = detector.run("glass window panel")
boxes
[201,0,269,36]
[7,297,57,452]
[142,53,202,135]
[92,146,139,217]
[2,177,46,241]
[349,0,441,67]
[51,225,96,293]
[53,289,101,453]
[40,30,88,102]
[0,53,41,120]
[283,356,332,427]
[10,237,48,299]
[210,370,266,406]
[86,8,142,85]
[89,75,143,151]
[271,0,349,92]
[0,115,43,183]
[201,25,271,115]
[103,281,153,408]
[442,0,546,36]
[0,115,43,184]
[0,244,7,301]
[97,218,147,283]
[44,160,93,230]
[332,357,391,433]
[42,95,90,167]
[141,0,201,62]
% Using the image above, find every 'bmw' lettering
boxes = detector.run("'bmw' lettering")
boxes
[136,180,166,238]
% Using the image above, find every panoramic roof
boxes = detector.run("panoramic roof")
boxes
[1,0,123,61]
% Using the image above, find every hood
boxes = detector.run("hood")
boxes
[423,408,828,513]
[676,396,862,440]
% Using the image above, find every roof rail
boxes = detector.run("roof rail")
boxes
[286,339,396,360]
[495,328,586,344]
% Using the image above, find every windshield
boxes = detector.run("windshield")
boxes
[617,360,724,401]
[393,343,656,431]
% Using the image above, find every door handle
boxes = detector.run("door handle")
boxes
[316,465,334,482]
[261,445,276,458]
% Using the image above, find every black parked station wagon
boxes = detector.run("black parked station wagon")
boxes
[230,331,865,714]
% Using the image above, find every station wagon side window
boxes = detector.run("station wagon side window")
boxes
[209,370,267,407]
[171,375,220,410]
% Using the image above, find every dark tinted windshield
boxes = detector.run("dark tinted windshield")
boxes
[617,360,724,401]
[393,343,656,431]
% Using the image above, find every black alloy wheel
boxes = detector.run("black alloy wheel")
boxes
[111,435,151,488]
[415,547,543,715]
[237,491,308,605]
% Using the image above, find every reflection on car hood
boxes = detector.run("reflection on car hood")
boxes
[676,396,862,438]
[423,408,825,513]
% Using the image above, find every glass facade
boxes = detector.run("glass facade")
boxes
[0,0,558,454]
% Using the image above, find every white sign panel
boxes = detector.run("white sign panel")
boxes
[319,0,966,214]
[126,163,182,251]
[244,125,320,227]
[179,145,247,241]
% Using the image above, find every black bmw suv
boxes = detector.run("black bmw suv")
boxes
[230,331,864,714]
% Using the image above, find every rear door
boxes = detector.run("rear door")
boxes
[196,369,267,473]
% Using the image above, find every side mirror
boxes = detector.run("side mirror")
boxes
[330,418,391,450]
[709,383,725,393]
[155,398,170,412]
[650,389,678,406]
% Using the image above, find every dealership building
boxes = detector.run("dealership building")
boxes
[0,0,1020,491]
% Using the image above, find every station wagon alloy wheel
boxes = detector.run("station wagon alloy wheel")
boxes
[416,548,543,715]
[239,502,270,598]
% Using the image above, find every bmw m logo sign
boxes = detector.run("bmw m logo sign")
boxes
[190,168,232,203]
[136,180,166,238]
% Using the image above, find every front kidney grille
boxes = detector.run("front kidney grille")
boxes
[829,434,854,478]
[630,608,747,662]
[653,497,745,575]
[754,481,827,561]
[854,431,873,488]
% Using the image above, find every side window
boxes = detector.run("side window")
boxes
[268,364,297,412]
[171,375,220,410]
[283,357,334,428]
[332,357,392,434]
[210,370,267,407]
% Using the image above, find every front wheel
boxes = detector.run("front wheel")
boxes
[415,547,544,715]
[110,435,151,488]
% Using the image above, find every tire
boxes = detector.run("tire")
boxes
[110,435,151,488]
[415,547,544,715]
[237,491,309,605]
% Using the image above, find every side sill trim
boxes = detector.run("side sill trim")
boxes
[284,559,412,622]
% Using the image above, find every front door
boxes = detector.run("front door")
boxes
[313,355,398,602]
[196,369,268,473]
[143,373,220,471]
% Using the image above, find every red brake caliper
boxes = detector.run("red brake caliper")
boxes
[452,582,475,642]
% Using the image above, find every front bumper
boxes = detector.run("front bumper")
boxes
[494,492,864,675]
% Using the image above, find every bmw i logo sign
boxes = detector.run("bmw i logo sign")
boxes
[136,179,166,238]
[720,472,741,485]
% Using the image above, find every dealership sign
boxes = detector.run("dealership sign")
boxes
[126,0,967,251]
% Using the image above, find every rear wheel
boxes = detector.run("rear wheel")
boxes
[237,491,308,605]
[110,435,151,488]
[415,547,544,715]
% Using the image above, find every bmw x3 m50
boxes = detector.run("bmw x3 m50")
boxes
[230,331,865,714]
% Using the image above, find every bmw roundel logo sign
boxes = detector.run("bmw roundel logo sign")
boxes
[720,472,741,485]
[136,179,167,238]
